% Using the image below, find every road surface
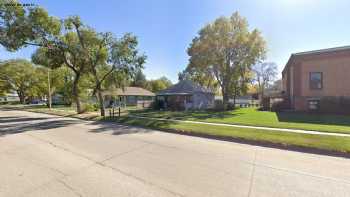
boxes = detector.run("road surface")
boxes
[0,109,350,197]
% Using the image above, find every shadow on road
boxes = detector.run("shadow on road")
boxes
[88,121,154,136]
[0,117,51,124]
[0,116,80,136]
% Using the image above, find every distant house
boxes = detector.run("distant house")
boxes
[52,94,65,105]
[0,92,20,103]
[156,80,214,110]
[215,94,260,106]
[282,46,350,113]
[102,87,155,108]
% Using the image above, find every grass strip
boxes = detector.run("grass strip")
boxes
[116,116,350,154]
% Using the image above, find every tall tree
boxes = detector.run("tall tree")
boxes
[89,33,146,116]
[30,16,95,113]
[253,62,278,99]
[1,3,91,113]
[187,12,266,110]
[1,3,146,115]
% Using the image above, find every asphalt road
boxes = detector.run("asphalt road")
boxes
[0,109,350,197]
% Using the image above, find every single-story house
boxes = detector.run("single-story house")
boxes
[282,45,350,113]
[0,92,20,103]
[156,80,214,110]
[102,87,155,108]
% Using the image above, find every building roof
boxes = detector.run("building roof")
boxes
[293,45,350,56]
[156,80,214,96]
[282,45,350,74]
[102,87,155,96]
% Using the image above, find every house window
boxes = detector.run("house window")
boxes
[308,99,320,111]
[185,95,193,103]
[309,72,323,90]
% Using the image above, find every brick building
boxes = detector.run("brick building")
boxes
[282,46,350,113]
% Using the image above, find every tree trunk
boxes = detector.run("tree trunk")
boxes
[233,90,237,108]
[221,87,229,111]
[72,74,83,114]
[91,66,106,117]
[17,91,25,104]
[97,89,105,117]
[94,76,106,116]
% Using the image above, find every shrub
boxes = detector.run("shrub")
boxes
[82,103,99,112]
[93,103,100,111]
[260,97,270,111]
[271,101,285,112]
[214,99,224,111]
[320,97,350,114]
[152,100,163,110]
[227,103,235,110]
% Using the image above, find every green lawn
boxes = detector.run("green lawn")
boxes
[3,104,350,153]
[130,108,350,134]
[116,116,350,153]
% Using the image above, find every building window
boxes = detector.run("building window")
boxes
[308,99,320,111]
[309,72,323,90]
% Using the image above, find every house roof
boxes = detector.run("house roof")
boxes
[156,80,214,96]
[102,87,155,96]
[282,45,350,74]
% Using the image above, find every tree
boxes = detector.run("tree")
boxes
[34,66,70,106]
[178,66,219,91]
[253,62,278,99]
[0,1,61,51]
[0,59,38,103]
[269,79,282,92]
[30,16,96,113]
[187,12,266,110]
[146,76,172,92]
[131,69,147,88]
[91,33,146,116]
[1,3,90,113]
[1,3,146,116]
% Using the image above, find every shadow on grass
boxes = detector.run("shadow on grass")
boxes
[277,111,350,127]
[129,109,242,120]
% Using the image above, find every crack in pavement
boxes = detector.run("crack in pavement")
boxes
[25,133,96,162]
[97,162,186,197]
[57,179,83,197]
[247,146,258,197]
[23,133,185,197]
[253,161,350,186]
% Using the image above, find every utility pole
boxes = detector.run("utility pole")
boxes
[47,68,52,109]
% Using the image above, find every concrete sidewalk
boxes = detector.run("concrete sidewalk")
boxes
[129,115,350,137]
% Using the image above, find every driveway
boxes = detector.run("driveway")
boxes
[0,109,350,197]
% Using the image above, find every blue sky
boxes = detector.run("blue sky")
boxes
[2,0,350,82]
